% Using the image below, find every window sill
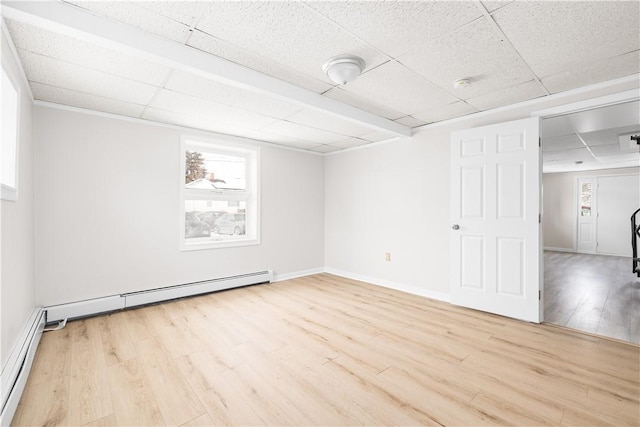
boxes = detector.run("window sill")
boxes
[180,236,260,251]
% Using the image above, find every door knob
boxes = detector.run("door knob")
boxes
[451,224,460,230]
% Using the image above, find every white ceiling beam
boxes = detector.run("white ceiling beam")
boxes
[1,0,412,138]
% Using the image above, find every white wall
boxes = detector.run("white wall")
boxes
[34,106,324,306]
[325,128,451,297]
[325,79,639,299]
[543,167,640,251]
[1,31,35,369]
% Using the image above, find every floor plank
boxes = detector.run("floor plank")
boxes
[107,358,165,426]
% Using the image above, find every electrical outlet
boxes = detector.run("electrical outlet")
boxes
[385,252,391,262]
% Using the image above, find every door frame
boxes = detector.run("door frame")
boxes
[531,88,640,322]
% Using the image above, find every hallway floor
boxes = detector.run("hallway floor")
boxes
[544,251,640,344]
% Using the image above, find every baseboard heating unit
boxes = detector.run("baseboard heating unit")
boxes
[0,308,46,426]
[46,270,273,322]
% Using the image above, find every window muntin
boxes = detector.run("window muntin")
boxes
[181,137,259,250]
[1,64,19,201]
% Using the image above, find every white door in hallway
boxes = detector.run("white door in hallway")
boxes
[597,174,640,257]
[450,117,541,323]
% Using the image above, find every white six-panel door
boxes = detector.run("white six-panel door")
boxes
[451,117,541,323]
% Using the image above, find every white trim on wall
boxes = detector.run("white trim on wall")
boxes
[272,268,325,282]
[325,267,451,303]
[531,88,639,118]
[543,247,577,253]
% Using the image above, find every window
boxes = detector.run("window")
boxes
[180,137,259,250]
[580,182,592,216]
[1,64,19,201]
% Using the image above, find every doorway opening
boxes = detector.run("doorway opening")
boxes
[539,99,640,344]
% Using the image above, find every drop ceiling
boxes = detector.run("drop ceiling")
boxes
[1,0,639,156]
[542,100,640,173]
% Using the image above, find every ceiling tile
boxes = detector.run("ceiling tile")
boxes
[186,30,333,94]
[323,87,405,120]
[6,19,171,86]
[142,107,256,138]
[305,1,482,58]
[18,49,158,105]
[541,116,575,138]
[238,130,320,149]
[360,131,397,143]
[398,18,534,100]
[65,0,190,43]
[465,80,547,111]
[543,147,594,162]
[492,1,640,78]
[164,70,303,120]
[565,101,640,134]
[393,116,428,128]
[149,90,279,129]
[284,109,375,138]
[135,1,212,27]
[330,138,372,149]
[541,134,583,152]
[543,159,599,174]
[31,82,145,118]
[413,101,479,124]
[581,130,620,149]
[595,152,640,164]
[481,1,515,13]
[342,61,460,116]
[261,120,347,144]
[308,144,341,154]
[193,1,389,84]
[541,51,640,94]
[582,125,640,148]
[589,143,627,157]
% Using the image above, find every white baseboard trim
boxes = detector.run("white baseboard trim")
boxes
[272,268,325,282]
[45,271,273,322]
[325,268,451,303]
[544,247,576,252]
[544,247,631,258]
[1,308,45,426]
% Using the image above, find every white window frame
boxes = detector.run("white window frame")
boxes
[1,62,20,202]
[180,136,260,251]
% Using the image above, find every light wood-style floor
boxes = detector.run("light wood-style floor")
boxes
[544,251,640,344]
[13,274,640,426]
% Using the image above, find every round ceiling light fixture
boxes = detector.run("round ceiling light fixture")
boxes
[453,78,472,89]
[322,54,365,85]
